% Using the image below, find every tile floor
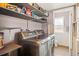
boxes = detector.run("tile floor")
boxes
[54,46,69,56]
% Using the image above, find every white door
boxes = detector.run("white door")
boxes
[53,7,74,56]
[54,15,69,47]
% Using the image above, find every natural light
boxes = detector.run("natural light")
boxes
[54,17,64,33]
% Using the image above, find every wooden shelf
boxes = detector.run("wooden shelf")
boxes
[10,3,48,17]
[0,7,47,23]
[0,42,22,56]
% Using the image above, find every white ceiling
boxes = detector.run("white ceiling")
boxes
[38,3,75,11]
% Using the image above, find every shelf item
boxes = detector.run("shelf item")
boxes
[0,7,34,20]
[0,7,47,23]
[10,3,48,17]
[6,4,17,11]
[21,6,32,16]
[16,7,22,13]
[26,7,32,16]
[27,3,48,17]
[0,3,17,12]
[30,3,40,10]
[39,6,45,12]
[0,3,8,8]
[21,7,27,15]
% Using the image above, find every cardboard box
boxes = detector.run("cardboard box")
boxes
[0,3,8,8]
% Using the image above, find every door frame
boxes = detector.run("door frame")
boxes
[52,5,77,56]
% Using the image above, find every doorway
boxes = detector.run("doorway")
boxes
[53,7,74,56]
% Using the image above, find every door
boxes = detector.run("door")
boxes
[54,12,69,47]
[53,7,74,56]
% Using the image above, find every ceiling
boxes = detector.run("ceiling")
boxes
[38,3,75,11]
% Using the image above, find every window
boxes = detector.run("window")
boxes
[54,17,64,33]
